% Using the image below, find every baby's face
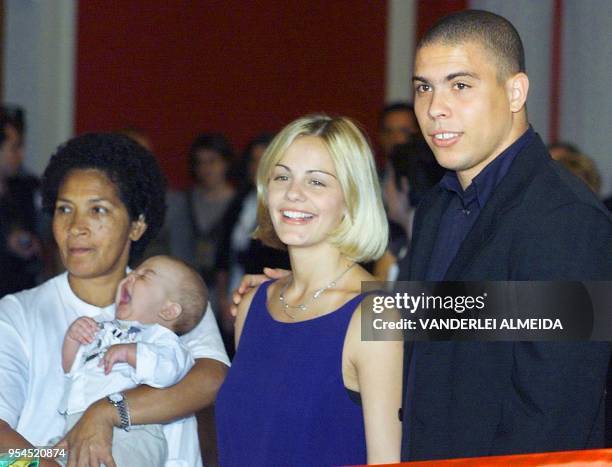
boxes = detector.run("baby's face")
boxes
[115,256,178,324]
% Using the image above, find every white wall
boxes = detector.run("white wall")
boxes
[3,0,76,176]
[471,0,554,145]
[386,0,416,103]
[560,0,612,197]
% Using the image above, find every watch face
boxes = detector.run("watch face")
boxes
[109,392,123,403]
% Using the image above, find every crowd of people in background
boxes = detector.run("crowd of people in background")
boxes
[1,10,612,463]
[1,101,611,357]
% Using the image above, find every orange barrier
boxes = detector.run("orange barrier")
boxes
[353,448,612,466]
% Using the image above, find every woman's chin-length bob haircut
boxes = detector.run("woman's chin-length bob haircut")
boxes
[253,114,388,263]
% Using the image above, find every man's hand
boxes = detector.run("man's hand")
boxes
[230,268,290,317]
[67,317,99,345]
[56,398,117,467]
[100,343,136,374]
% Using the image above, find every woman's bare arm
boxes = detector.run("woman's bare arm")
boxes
[345,306,403,464]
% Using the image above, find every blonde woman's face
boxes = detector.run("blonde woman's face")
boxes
[266,136,346,249]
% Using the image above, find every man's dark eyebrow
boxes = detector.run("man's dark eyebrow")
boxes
[446,72,480,81]
[412,72,480,83]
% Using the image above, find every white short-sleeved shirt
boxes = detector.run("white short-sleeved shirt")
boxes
[0,272,230,467]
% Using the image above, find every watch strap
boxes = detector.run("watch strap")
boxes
[107,393,131,431]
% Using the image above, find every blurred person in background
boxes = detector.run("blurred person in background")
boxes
[185,133,236,285]
[215,133,290,352]
[554,151,601,195]
[0,106,44,296]
[375,138,443,282]
[376,103,444,282]
[548,141,611,211]
[378,102,420,163]
[548,141,581,161]
[163,133,236,289]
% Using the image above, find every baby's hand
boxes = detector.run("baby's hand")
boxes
[101,343,137,374]
[67,317,99,344]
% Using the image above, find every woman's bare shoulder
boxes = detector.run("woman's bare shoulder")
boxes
[234,280,273,348]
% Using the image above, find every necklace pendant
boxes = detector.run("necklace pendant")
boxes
[278,262,356,316]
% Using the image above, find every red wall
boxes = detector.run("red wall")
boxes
[416,0,467,42]
[76,1,387,189]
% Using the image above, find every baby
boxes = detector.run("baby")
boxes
[59,255,207,467]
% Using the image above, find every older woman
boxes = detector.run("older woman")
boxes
[215,115,403,466]
[0,134,228,467]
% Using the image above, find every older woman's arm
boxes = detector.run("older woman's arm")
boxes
[0,420,33,449]
[0,421,60,466]
[126,357,227,422]
[62,358,227,467]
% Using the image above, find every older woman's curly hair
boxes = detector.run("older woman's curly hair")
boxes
[42,133,166,264]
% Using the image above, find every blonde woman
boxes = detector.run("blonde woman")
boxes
[215,115,402,466]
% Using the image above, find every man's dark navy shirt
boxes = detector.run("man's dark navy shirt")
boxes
[404,127,536,456]
[425,127,535,281]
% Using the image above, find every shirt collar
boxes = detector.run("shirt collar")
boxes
[59,271,115,319]
[439,126,535,208]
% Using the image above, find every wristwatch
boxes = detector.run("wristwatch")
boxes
[107,392,131,431]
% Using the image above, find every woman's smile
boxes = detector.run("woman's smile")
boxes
[267,136,346,248]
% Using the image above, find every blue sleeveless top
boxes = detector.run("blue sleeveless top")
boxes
[215,280,367,467]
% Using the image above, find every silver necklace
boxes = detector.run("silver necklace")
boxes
[279,262,357,318]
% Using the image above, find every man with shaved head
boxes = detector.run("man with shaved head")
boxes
[231,9,612,463]
[401,9,612,461]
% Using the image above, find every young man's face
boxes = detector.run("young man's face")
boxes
[413,41,518,187]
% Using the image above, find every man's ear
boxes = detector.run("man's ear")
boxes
[129,214,148,241]
[507,72,529,113]
[159,302,182,322]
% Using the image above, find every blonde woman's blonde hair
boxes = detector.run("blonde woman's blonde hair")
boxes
[253,114,388,262]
